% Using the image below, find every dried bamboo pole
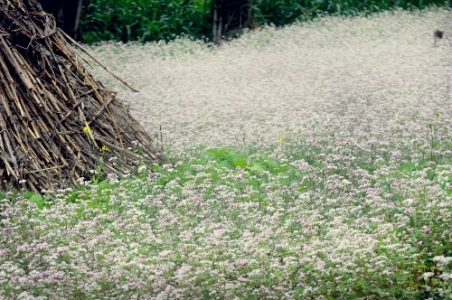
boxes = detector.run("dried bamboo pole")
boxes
[0,0,162,191]
[59,29,139,93]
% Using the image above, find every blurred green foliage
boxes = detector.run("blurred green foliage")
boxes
[80,0,211,43]
[79,0,449,44]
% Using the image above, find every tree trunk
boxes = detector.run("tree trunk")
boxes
[212,0,253,45]
[38,0,83,38]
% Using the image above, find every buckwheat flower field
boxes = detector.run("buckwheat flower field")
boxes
[2,7,452,299]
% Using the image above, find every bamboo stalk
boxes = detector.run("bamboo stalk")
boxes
[0,85,12,117]
[59,29,139,93]
[23,164,67,174]
[51,34,124,150]
[0,0,162,191]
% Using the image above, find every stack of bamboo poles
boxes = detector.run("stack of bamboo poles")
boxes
[0,0,161,192]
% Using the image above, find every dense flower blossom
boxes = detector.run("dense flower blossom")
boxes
[0,7,451,299]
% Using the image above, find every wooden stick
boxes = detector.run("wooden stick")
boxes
[94,136,141,160]
[23,164,67,174]
[59,29,139,92]
[87,91,116,125]
[0,1,160,191]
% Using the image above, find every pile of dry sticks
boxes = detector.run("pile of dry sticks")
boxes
[0,0,161,192]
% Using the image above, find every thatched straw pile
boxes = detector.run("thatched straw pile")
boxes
[0,0,161,192]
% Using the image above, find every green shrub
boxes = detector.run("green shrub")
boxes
[79,0,449,44]
[80,0,213,44]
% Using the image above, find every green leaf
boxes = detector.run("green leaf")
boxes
[29,194,43,205]
[368,222,378,231]
[251,162,265,173]
[219,160,235,170]
[227,152,247,168]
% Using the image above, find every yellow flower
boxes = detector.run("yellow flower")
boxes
[278,134,286,143]
[83,126,93,134]
[100,145,109,153]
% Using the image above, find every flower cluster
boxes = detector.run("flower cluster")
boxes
[1,7,451,299]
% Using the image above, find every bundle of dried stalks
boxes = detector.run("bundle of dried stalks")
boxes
[0,0,161,192]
